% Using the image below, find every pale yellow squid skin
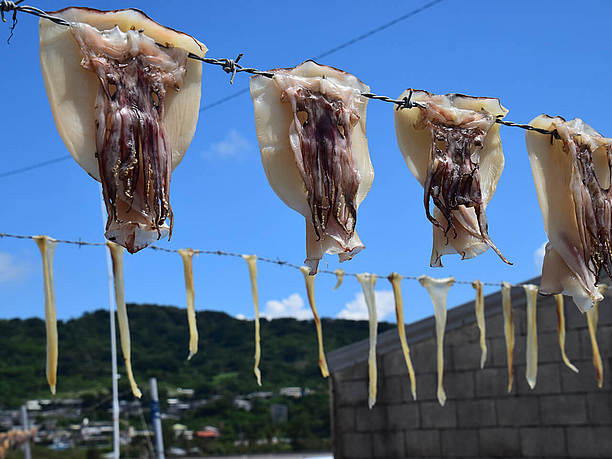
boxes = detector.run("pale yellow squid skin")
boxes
[586,284,607,388]
[418,275,454,406]
[179,249,198,360]
[33,235,59,394]
[356,273,378,409]
[107,242,142,398]
[388,273,416,400]
[501,282,515,392]
[299,266,330,378]
[472,280,487,369]
[555,294,578,373]
[524,284,538,390]
[333,269,344,290]
[242,255,262,386]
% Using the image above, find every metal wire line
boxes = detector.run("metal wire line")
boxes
[0,232,515,287]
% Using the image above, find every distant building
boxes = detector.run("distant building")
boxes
[279,387,303,398]
[327,276,612,458]
[270,404,288,424]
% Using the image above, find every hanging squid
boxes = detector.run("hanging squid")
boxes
[524,284,538,390]
[419,275,454,406]
[243,255,262,386]
[472,280,487,368]
[555,294,578,373]
[501,281,515,392]
[586,284,607,388]
[178,249,198,360]
[33,235,59,394]
[333,269,345,290]
[250,61,374,273]
[526,115,612,311]
[388,273,417,400]
[39,8,206,252]
[107,242,142,398]
[356,273,378,409]
[299,266,330,378]
[394,90,510,267]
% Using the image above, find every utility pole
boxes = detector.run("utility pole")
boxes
[20,405,31,459]
[101,187,120,459]
[149,377,165,459]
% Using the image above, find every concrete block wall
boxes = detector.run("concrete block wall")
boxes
[328,281,612,458]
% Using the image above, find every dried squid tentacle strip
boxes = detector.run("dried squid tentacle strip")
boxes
[388,273,416,400]
[523,284,538,390]
[555,294,578,373]
[333,269,344,290]
[33,235,59,394]
[501,282,515,392]
[418,275,454,406]
[179,249,198,360]
[106,242,142,398]
[356,273,379,409]
[243,255,262,386]
[586,284,607,388]
[299,266,330,378]
[472,280,487,368]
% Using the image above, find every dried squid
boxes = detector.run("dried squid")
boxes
[356,273,378,409]
[179,249,198,360]
[388,273,416,400]
[33,235,59,394]
[501,281,515,392]
[299,266,330,378]
[243,255,263,385]
[39,8,206,253]
[524,284,538,390]
[472,280,487,368]
[419,275,454,406]
[526,115,612,311]
[250,61,374,273]
[555,294,578,373]
[586,284,606,387]
[107,242,142,398]
[394,90,510,267]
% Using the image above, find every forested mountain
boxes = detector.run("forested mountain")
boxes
[0,305,392,407]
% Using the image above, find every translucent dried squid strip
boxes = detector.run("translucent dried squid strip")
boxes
[419,275,454,406]
[179,249,198,360]
[333,269,344,290]
[555,294,578,373]
[300,266,330,378]
[586,284,607,388]
[33,235,59,394]
[243,255,262,386]
[472,280,487,368]
[356,273,378,408]
[388,273,416,400]
[524,284,538,390]
[107,242,142,398]
[501,282,515,392]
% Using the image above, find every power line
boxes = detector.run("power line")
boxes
[0,155,70,179]
[198,0,444,112]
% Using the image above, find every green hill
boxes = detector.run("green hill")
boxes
[0,303,392,406]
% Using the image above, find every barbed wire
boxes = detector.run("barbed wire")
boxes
[0,0,559,138]
[0,232,515,288]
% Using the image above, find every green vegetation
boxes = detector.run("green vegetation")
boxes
[0,305,393,454]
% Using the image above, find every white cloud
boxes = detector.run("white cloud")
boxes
[203,129,250,159]
[534,241,547,271]
[262,293,312,320]
[337,290,395,321]
[0,252,29,283]
[235,314,248,321]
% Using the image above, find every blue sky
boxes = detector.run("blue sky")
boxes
[0,0,610,324]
